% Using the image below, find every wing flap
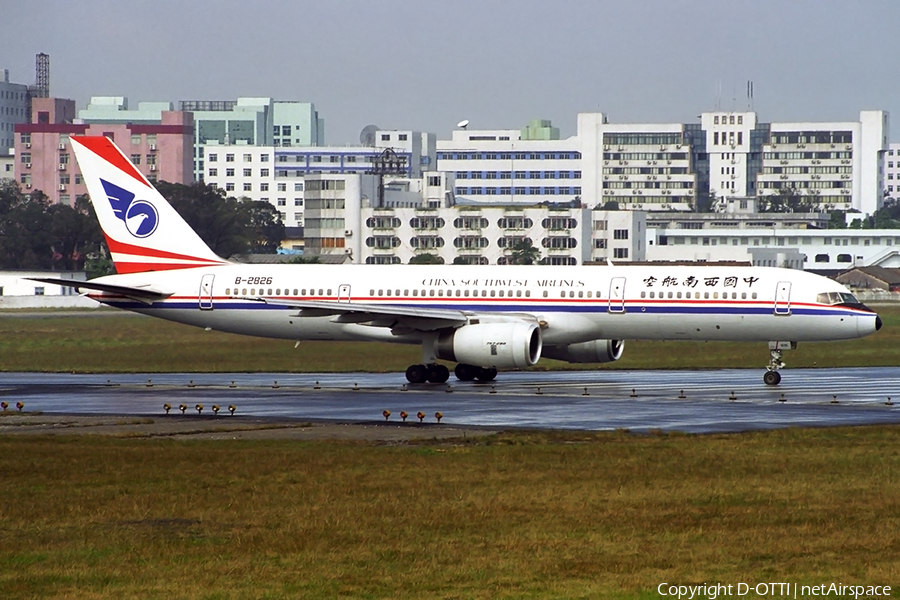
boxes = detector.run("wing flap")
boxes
[26,277,172,304]
[256,297,469,331]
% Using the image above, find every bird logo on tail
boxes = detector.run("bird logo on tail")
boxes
[101,179,160,238]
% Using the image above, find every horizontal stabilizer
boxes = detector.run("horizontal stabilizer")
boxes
[26,278,172,304]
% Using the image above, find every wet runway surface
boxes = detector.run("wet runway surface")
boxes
[2,368,899,434]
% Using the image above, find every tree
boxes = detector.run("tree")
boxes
[828,210,848,229]
[600,200,620,211]
[872,199,900,229]
[508,239,541,265]
[409,253,444,264]
[155,182,285,257]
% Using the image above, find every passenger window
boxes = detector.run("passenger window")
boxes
[429,290,435,297]
[481,290,487,297]
[560,292,566,298]
[587,291,592,298]
[455,290,461,297]
[301,289,307,295]
[386,289,392,296]
[370,289,374,296]
[649,291,655,299]
[516,290,522,297]
[732,292,737,299]
[464,290,469,297]
[292,289,298,295]
[251,288,256,295]
[242,288,247,295]
[404,289,409,296]
[677,292,682,299]
[641,291,646,298]
[667,292,673,299]
[569,291,575,298]
[275,289,281,295]
[741,292,747,299]
[578,291,583,298]
[499,290,505,297]
[225,288,231,295]
[713,292,719,299]
[319,289,324,295]
[704,292,709,299]
[752,292,758,299]
[695,292,700,299]
[525,290,531,297]
[543,291,548,298]
[412,289,418,297]
[438,290,443,297]
[490,290,496,297]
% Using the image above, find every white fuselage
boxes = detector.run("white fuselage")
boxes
[87,263,879,350]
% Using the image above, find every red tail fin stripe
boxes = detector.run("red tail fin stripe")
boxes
[72,136,151,188]
[106,236,226,264]
[113,261,224,274]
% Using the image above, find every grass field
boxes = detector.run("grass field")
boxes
[0,428,898,599]
[1,305,899,373]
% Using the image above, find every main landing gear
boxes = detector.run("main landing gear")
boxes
[763,342,792,386]
[404,363,498,384]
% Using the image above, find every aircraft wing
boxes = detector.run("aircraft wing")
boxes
[26,277,172,304]
[255,297,470,332]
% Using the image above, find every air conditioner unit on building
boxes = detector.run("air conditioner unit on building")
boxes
[344,248,352,254]
[25,183,31,189]
[676,144,682,149]
[58,184,66,191]
[24,143,31,149]
[831,144,835,148]
[59,143,66,150]
[150,164,157,171]
[845,145,852,150]
[149,144,157,151]
[58,164,66,171]
[603,145,610,151]
[345,229,353,236]
[24,163,31,169]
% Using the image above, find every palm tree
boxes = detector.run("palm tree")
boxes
[508,239,540,265]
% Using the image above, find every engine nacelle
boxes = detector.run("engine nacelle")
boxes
[435,322,542,369]
[541,339,624,364]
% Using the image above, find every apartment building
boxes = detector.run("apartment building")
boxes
[15,98,193,204]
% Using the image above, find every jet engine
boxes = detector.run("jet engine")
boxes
[435,322,542,369]
[541,339,624,364]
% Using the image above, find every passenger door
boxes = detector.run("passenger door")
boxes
[199,274,215,310]
[608,277,626,313]
[774,281,791,315]
[338,284,351,303]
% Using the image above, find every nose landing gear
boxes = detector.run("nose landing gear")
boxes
[764,342,794,385]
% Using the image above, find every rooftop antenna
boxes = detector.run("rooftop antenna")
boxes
[456,119,469,130]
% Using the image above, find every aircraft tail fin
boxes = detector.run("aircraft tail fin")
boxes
[70,136,228,274]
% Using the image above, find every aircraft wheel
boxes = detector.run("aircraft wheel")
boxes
[454,363,478,381]
[406,364,428,384]
[475,367,498,382]
[427,364,450,383]
[763,370,781,386]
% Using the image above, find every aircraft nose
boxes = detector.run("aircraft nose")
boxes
[876,315,883,331]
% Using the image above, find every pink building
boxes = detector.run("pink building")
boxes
[14,98,194,205]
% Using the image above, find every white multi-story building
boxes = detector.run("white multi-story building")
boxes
[202,130,436,227]
[437,110,889,215]
[885,143,900,203]
[436,120,583,205]
[0,69,29,157]
[299,171,644,266]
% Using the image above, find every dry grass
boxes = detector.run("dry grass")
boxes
[1,305,899,373]
[0,428,898,598]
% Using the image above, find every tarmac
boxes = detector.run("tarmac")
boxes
[2,367,899,436]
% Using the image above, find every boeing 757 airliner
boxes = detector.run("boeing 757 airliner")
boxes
[31,136,882,386]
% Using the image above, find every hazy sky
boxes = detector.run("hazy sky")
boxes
[4,0,899,144]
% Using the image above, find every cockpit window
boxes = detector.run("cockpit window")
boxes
[817,292,859,305]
